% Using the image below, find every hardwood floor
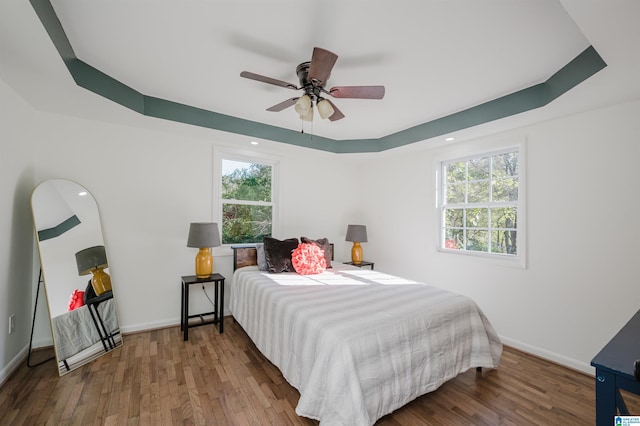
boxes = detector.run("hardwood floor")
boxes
[2,318,639,425]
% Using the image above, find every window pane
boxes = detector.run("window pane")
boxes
[491,207,517,229]
[493,152,519,178]
[491,230,517,254]
[467,181,490,203]
[222,204,272,244]
[468,157,490,180]
[446,182,465,204]
[221,160,272,202]
[466,208,488,228]
[444,229,463,250]
[466,230,488,252]
[446,161,466,183]
[492,178,518,202]
[444,208,464,227]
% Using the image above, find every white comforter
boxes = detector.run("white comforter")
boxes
[230,264,502,426]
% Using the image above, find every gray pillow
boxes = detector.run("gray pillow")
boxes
[263,237,299,273]
[256,243,268,271]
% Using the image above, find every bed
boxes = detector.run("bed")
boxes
[230,242,502,426]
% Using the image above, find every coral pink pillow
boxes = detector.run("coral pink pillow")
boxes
[292,243,327,275]
[68,289,85,311]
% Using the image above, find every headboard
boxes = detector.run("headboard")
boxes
[231,243,334,271]
[231,245,258,271]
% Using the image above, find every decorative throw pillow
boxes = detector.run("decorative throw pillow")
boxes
[301,237,332,268]
[256,243,268,271]
[263,237,299,273]
[68,289,85,311]
[292,243,327,275]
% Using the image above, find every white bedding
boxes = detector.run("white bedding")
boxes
[52,298,118,360]
[230,264,502,426]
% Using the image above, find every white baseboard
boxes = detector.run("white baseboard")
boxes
[499,335,594,376]
[120,318,180,334]
[31,337,53,349]
[120,311,231,335]
[0,345,29,387]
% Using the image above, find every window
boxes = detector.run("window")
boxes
[439,148,520,257]
[217,155,277,244]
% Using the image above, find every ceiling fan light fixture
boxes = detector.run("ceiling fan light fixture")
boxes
[300,107,314,122]
[317,98,334,120]
[241,47,385,124]
[294,94,312,115]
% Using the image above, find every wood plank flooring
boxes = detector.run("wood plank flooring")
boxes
[1,318,639,425]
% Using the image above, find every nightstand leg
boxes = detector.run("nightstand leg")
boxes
[183,282,189,341]
[219,279,224,333]
[180,281,184,331]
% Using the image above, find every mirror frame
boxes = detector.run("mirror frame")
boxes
[31,179,122,375]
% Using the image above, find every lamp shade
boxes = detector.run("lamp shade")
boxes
[300,107,314,122]
[294,94,312,115]
[187,222,221,248]
[345,225,368,242]
[317,98,335,119]
[75,245,108,276]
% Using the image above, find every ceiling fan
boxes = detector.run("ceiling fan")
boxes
[240,47,385,122]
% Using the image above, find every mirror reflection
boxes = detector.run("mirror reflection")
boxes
[31,179,122,375]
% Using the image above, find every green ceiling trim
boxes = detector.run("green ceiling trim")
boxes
[30,0,606,154]
[144,96,342,153]
[37,214,81,241]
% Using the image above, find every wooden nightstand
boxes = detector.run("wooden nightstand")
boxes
[181,273,225,341]
[343,261,374,270]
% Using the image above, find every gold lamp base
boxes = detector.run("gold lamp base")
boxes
[91,267,112,295]
[351,242,363,265]
[195,247,213,278]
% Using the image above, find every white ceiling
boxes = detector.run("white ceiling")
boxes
[1,0,639,150]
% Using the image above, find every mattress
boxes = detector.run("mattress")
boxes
[230,264,502,425]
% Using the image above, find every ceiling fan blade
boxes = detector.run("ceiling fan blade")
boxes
[308,47,338,85]
[325,99,345,121]
[266,98,299,112]
[240,71,298,90]
[329,86,385,99]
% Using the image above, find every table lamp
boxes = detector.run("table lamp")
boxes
[345,224,367,265]
[187,222,221,278]
[75,245,112,296]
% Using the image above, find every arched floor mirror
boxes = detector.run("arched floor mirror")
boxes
[31,179,122,375]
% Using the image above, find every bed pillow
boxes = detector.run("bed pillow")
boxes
[301,237,332,268]
[68,289,85,311]
[292,243,327,275]
[263,237,299,273]
[255,243,268,271]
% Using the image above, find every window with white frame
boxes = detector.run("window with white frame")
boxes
[440,148,520,256]
[217,155,277,244]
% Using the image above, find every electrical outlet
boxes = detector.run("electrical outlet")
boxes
[8,314,15,334]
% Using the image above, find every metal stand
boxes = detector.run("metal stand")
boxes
[27,268,54,367]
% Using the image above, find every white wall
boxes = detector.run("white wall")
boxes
[32,112,359,334]
[3,67,639,381]
[361,100,640,373]
[0,78,36,384]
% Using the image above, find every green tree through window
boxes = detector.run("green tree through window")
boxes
[220,159,274,244]
[441,149,519,256]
